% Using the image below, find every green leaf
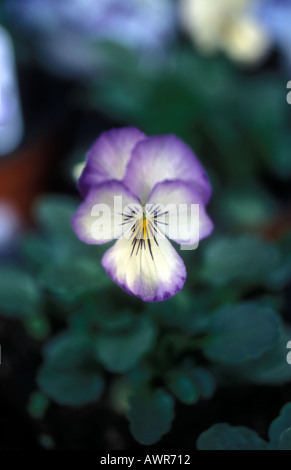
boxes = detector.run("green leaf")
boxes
[266,133,291,179]
[279,428,291,450]
[20,234,55,268]
[0,266,41,317]
[93,309,136,333]
[34,195,79,240]
[95,315,156,373]
[127,388,175,445]
[167,371,200,405]
[201,236,281,287]
[40,256,109,300]
[38,332,104,406]
[190,367,216,399]
[239,328,291,385]
[266,254,291,289]
[216,184,278,229]
[24,314,51,340]
[27,392,49,420]
[38,434,55,449]
[30,195,100,263]
[269,403,291,450]
[147,290,210,334]
[167,366,215,405]
[203,302,281,364]
[197,424,268,450]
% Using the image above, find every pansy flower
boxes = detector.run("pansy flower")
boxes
[72,127,213,302]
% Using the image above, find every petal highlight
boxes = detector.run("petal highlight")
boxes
[147,180,214,245]
[72,181,140,245]
[78,127,146,196]
[123,134,211,204]
[102,234,187,302]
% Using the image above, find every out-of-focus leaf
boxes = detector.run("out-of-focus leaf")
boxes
[38,434,55,450]
[38,331,104,406]
[21,234,54,268]
[27,195,101,264]
[147,290,210,334]
[88,308,135,333]
[166,371,199,405]
[203,302,281,364]
[0,266,41,317]
[266,255,291,289]
[24,314,51,340]
[190,367,216,399]
[201,235,281,287]
[95,315,156,373]
[239,77,287,153]
[279,428,291,450]
[216,184,278,229]
[269,403,291,450]
[239,328,291,385]
[39,256,109,301]
[265,133,291,179]
[34,195,79,240]
[197,424,268,450]
[167,365,215,405]
[127,387,175,445]
[27,392,49,420]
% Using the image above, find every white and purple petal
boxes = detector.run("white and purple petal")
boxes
[102,234,187,302]
[72,181,140,245]
[147,180,214,245]
[123,134,211,204]
[78,127,146,196]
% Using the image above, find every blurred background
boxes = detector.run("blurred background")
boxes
[0,0,291,451]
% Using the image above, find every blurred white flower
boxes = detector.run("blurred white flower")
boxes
[0,201,21,251]
[179,0,271,64]
[0,26,23,156]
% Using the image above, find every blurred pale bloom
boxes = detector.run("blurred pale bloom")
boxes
[72,128,213,302]
[0,26,23,155]
[7,0,176,77]
[256,0,291,70]
[180,0,271,64]
[0,201,20,251]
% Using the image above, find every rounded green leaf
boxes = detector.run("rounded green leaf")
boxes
[147,291,210,334]
[40,256,109,300]
[92,309,135,333]
[0,266,41,317]
[217,185,278,229]
[269,403,291,449]
[203,302,281,364]
[167,371,200,405]
[38,332,104,406]
[197,424,268,450]
[167,366,215,405]
[190,367,216,399]
[201,236,280,287]
[95,316,156,373]
[279,428,291,450]
[38,361,104,406]
[34,195,79,240]
[240,328,291,385]
[127,388,175,445]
